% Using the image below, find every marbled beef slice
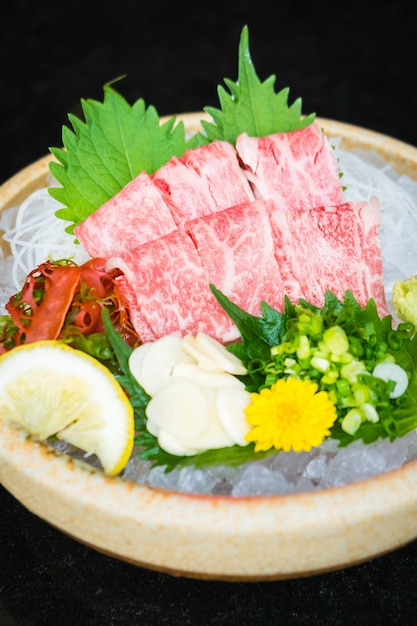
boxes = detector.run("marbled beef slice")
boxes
[183,199,287,317]
[74,171,178,258]
[236,122,345,212]
[268,197,389,316]
[152,140,255,223]
[106,229,238,342]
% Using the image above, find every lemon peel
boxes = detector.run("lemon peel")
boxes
[0,340,134,476]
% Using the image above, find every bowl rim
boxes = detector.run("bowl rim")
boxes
[2,112,417,581]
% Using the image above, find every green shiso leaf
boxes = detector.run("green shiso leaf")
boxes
[48,81,188,235]
[199,25,316,145]
[137,437,274,473]
[101,308,150,429]
[209,283,285,362]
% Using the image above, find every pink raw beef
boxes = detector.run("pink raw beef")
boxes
[113,275,156,343]
[236,122,346,212]
[74,171,178,258]
[106,230,239,342]
[268,197,389,315]
[152,140,255,223]
[183,199,287,316]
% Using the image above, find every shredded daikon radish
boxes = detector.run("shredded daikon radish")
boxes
[333,140,417,313]
[2,187,90,290]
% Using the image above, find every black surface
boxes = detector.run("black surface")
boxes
[2,1,417,624]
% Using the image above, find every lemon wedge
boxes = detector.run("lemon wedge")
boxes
[0,340,135,476]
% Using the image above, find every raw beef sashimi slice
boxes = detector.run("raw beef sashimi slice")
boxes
[269,198,389,315]
[262,204,304,303]
[152,140,255,223]
[106,230,239,342]
[183,199,287,315]
[113,275,156,343]
[236,122,345,212]
[74,171,178,258]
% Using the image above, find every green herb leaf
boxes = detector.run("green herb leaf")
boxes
[101,308,150,429]
[210,284,285,362]
[136,432,274,473]
[48,81,189,235]
[200,25,316,145]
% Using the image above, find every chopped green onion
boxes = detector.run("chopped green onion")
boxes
[296,334,310,359]
[323,326,349,355]
[372,362,409,399]
[360,403,379,423]
[340,360,367,384]
[352,383,371,405]
[335,378,351,397]
[342,409,362,435]
[398,322,414,336]
[247,359,267,374]
[321,369,339,385]
[310,356,330,373]
[348,336,364,358]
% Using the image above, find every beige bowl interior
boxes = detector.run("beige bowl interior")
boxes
[1,113,417,581]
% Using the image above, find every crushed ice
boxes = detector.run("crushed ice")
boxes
[119,430,417,496]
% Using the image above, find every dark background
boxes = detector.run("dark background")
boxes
[2,1,417,624]
[2,0,417,184]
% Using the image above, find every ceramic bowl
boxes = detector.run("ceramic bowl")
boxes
[1,113,417,582]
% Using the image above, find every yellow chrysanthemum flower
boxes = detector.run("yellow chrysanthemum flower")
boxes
[244,378,337,453]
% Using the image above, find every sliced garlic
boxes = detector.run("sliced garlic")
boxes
[145,378,210,442]
[129,334,194,396]
[157,428,201,456]
[135,332,251,456]
[127,341,153,389]
[216,387,252,446]
[190,387,235,450]
[182,332,247,375]
[172,362,245,389]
